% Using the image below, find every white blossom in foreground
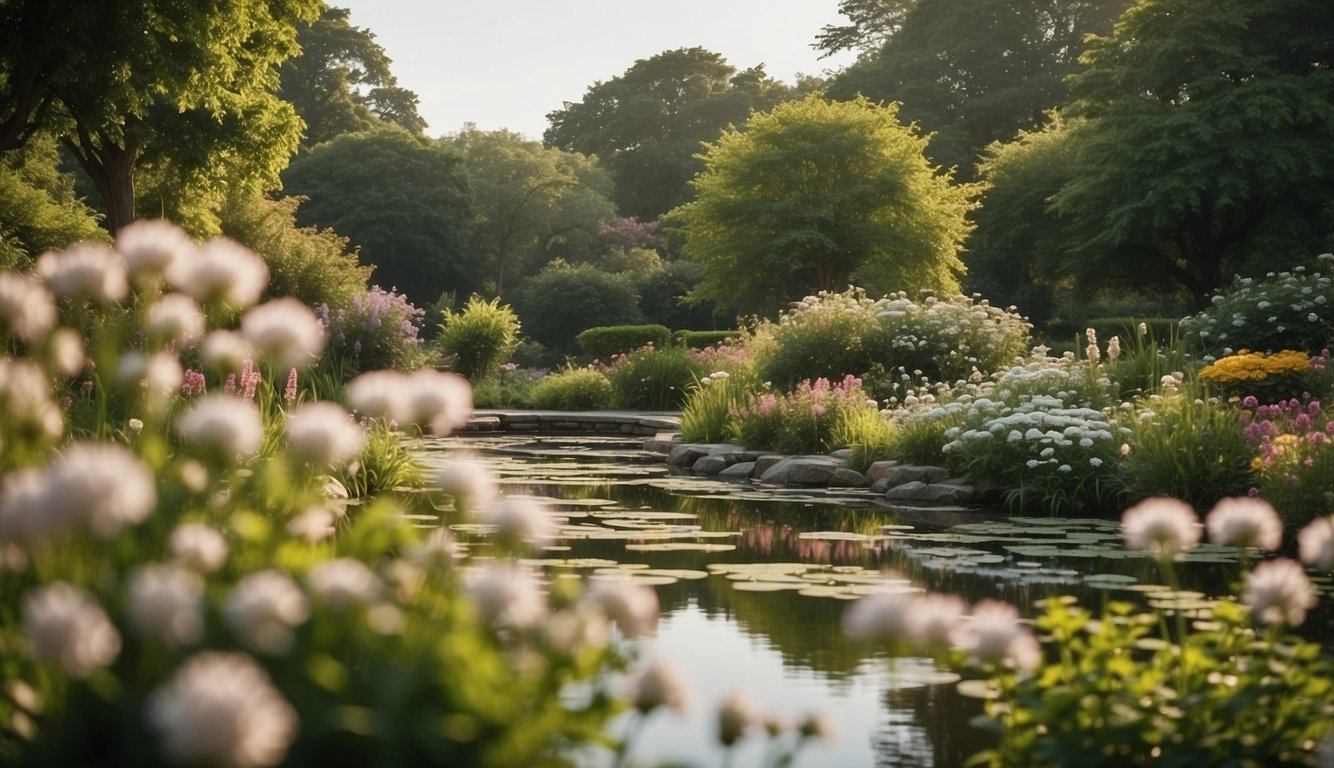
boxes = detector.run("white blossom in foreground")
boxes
[344,369,408,424]
[22,583,121,677]
[285,402,364,467]
[588,580,659,639]
[631,657,693,715]
[0,468,56,548]
[905,592,967,650]
[406,527,459,570]
[1121,497,1201,558]
[403,368,472,434]
[166,237,269,309]
[46,442,157,538]
[545,602,611,656]
[953,599,1041,671]
[467,563,547,629]
[117,218,195,283]
[177,395,264,462]
[146,293,206,348]
[1299,516,1334,571]
[0,358,63,442]
[168,523,229,574]
[128,564,205,648]
[433,453,499,512]
[47,328,86,376]
[142,351,184,410]
[842,589,913,644]
[1206,497,1283,550]
[286,506,336,543]
[798,711,838,743]
[1243,558,1317,627]
[481,495,557,549]
[36,243,128,302]
[307,558,383,611]
[224,570,310,655]
[240,298,325,370]
[0,272,56,343]
[200,330,254,374]
[147,652,297,768]
[717,688,764,746]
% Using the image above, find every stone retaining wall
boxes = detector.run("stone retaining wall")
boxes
[461,410,680,436]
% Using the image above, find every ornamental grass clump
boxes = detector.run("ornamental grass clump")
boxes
[530,365,614,410]
[437,295,521,382]
[730,375,880,455]
[1180,254,1333,360]
[0,223,666,768]
[602,343,706,409]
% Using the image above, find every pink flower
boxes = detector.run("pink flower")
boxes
[283,368,298,408]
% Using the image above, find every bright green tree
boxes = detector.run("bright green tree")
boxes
[544,47,795,221]
[279,4,425,148]
[0,0,319,233]
[448,127,614,296]
[671,94,973,317]
[0,133,108,268]
[281,128,475,307]
[827,0,1127,177]
[1054,0,1334,305]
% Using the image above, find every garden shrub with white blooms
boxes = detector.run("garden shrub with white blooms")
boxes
[0,224,661,768]
[844,496,1334,767]
[1180,254,1333,361]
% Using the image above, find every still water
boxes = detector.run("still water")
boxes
[415,433,1244,768]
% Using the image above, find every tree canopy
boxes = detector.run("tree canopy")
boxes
[0,0,320,233]
[281,128,475,308]
[544,47,796,221]
[448,127,614,297]
[828,0,1127,177]
[1053,0,1334,304]
[671,94,973,317]
[279,4,425,148]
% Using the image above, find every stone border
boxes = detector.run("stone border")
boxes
[461,410,680,436]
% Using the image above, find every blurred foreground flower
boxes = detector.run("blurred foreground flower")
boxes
[1121,497,1200,558]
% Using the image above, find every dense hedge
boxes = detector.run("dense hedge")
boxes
[674,330,740,349]
[576,324,672,361]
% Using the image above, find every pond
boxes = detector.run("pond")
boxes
[413,433,1312,768]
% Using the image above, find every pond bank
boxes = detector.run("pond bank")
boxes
[464,408,680,436]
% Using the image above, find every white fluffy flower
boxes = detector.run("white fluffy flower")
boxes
[1205,497,1283,550]
[147,652,297,768]
[286,506,337,543]
[1121,497,1200,558]
[481,495,557,549]
[168,523,229,574]
[1243,558,1317,627]
[405,527,459,570]
[0,358,63,442]
[285,402,364,467]
[798,711,838,742]
[22,582,121,677]
[0,272,57,343]
[905,592,967,650]
[842,589,912,644]
[240,298,325,370]
[544,602,611,655]
[167,237,269,309]
[588,580,659,639]
[0,468,57,548]
[1298,516,1334,571]
[953,599,1041,670]
[631,657,693,715]
[128,564,205,648]
[433,453,499,512]
[345,369,408,424]
[717,688,764,746]
[200,330,254,374]
[467,563,547,629]
[46,442,157,538]
[117,218,195,283]
[404,368,472,435]
[47,328,86,376]
[177,395,264,462]
[307,558,383,611]
[146,293,206,348]
[36,243,128,302]
[224,570,310,655]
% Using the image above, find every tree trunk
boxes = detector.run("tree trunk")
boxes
[63,122,139,234]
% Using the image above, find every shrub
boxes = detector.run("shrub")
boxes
[1099,322,1189,400]
[517,263,641,352]
[864,292,1032,388]
[1241,393,1334,525]
[604,344,706,410]
[634,260,718,330]
[218,190,372,310]
[1179,256,1333,359]
[675,330,740,349]
[1199,349,1315,402]
[831,406,896,473]
[531,366,614,409]
[576,324,671,361]
[437,295,521,381]
[1119,386,1254,509]
[731,375,879,455]
[336,417,423,497]
[472,364,544,408]
[317,286,426,374]
[680,372,743,443]
[751,288,882,392]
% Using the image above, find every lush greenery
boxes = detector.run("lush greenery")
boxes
[576,324,672,362]
[602,344,706,410]
[515,263,641,353]
[530,366,614,410]
[672,95,973,317]
[437,296,522,382]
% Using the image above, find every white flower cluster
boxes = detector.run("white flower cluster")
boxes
[1180,260,1332,356]
[346,368,472,435]
[1,442,156,547]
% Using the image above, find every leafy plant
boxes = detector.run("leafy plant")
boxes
[603,344,705,410]
[437,295,521,382]
[530,366,613,410]
[1180,257,1334,359]
[731,375,880,455]
[575,324,671,362]
[317,285,426,374]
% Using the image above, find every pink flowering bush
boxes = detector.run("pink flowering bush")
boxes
[730,375,880,454]
[316,285,425,374]
[1241,392,1334,523]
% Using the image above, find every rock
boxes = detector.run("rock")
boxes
[829,448,854,461]
[829,468,868,487]
[870,477,891,494]
[865,460,899,484]
[720,461,756,480]
[883,480,976,504]
[883,464,951,486]
[692,454,733,474]
[642,433,682,454]
[758,455,846,485]
[751,455,784,477]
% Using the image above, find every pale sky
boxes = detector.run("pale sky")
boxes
[336,0,858,140]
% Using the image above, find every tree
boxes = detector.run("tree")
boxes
[0,133,108,268]
[0,0,320,233]
[1053,0,1334,304]
[279,4,425,148]
[670,95,972,317]
[281,128,476,308]
[545,48,794,221]
[448,127,614,297]
[815,0,915,58]
[515,263,641,352]
[828,0,1127,177]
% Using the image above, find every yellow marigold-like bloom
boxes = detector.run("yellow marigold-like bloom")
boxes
[1199,349,1312,385]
